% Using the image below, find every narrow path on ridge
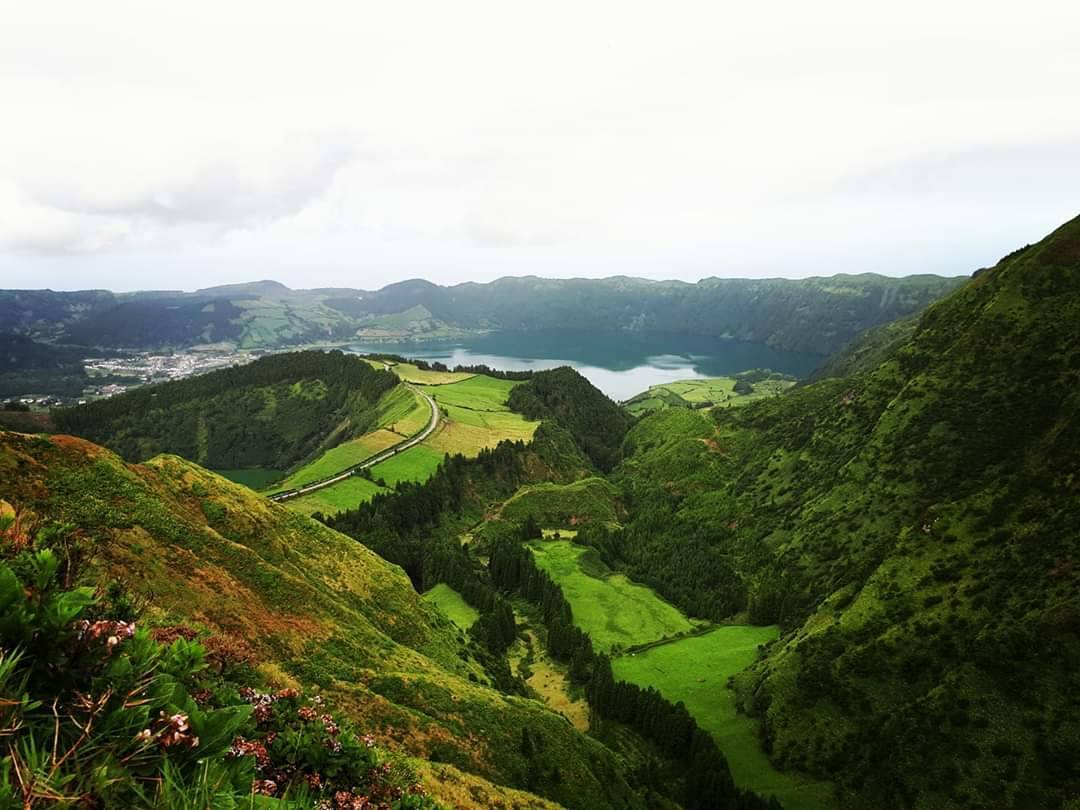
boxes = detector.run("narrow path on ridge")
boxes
[267,383,440,502]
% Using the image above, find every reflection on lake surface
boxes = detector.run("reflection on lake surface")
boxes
[350,331,824,401]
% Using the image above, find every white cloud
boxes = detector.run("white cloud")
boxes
[1,0,1079,290]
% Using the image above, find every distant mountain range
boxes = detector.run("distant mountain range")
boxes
[1,273,965,359]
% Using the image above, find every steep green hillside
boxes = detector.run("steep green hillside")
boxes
[508,367,632,472]
[53,351,397,472]
[0,430,660,810]
[611,216,1080,808]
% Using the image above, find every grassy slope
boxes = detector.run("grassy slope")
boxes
[284,476,389,517]
[423,583,480,630]
[0,430,653,810]
[526,539,694,652]
[614,628,833,810]
[269,386,429,494]
[369,444,446,487]
[390,362,476,386]
[291,372,538,517]
[501,477,623,528]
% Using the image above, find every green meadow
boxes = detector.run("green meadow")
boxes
[526,539,694,651]
[422,583,479,630]
[284,476,388,517]
[614,628,833,810]
[268,430,401,493]
[419,375,519,411]
[368,444,445,487]
[624,375,794,416]
[421,375,538,457]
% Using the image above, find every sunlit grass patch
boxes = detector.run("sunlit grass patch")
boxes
[392,362,476,385]
[526,539,694,652]
[423,583,479,630]
[284,476,388,516]
[368,444,445,487]
[420,375,518,411]
[613,627,833,810]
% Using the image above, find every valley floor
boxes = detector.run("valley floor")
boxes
[528,532,833,808]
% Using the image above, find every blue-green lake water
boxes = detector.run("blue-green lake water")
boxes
[350,331,823,401]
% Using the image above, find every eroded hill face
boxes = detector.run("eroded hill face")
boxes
[614,217,1080,808]
[0,430,650,810]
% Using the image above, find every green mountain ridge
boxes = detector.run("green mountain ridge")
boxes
[1,272,963,357]
[605,215,1080,808]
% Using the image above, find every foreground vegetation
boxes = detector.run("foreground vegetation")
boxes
[0,428,661,810]
[0,511,440,808]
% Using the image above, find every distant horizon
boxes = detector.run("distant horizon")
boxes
[3,266,979,295]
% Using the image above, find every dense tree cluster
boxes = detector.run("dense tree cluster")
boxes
[0,333,90,396]
[507,367,632,471]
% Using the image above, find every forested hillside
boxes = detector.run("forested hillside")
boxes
[604,216,1080,808]
[53,351,397,471]
[0,333,89,396]
[342,273,964,354]
[507,367,633,471]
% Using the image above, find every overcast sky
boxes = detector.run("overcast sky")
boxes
[2,1,1079,292]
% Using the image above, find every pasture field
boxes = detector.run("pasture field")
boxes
[422,583,479,630]
[269,430,401,492]
[419,375,518,410]
[376,386,430,436]
[526,539,694,651]
[213,468,284,489]
[624,376,794,416]
[283,476,387,517]
[418,375,538,456]
[425,414,538,458]
[390,362,475,385]
[368,444,445,487]
[613,627,832,810]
